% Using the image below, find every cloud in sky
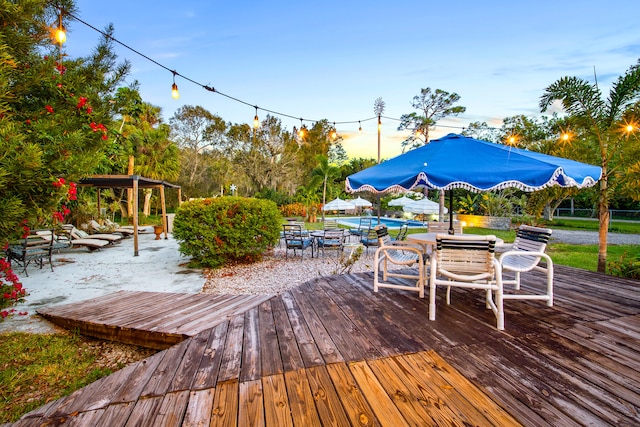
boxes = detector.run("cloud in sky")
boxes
[66,0,640,159]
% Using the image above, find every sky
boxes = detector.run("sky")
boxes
[63,0,640,160]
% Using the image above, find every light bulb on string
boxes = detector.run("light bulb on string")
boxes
[171,72,180,99]
[298,118,305,138]
[253,106,260,129]
[55,26,66,44]
[54,11,66,44]
[330,122,337,140]
[358,121,362,134]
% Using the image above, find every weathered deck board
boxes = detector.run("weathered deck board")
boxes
[12,265,640,426]
[37,292,273,349]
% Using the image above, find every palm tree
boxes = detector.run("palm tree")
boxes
[540,60,640,272]
[311,155,340,222]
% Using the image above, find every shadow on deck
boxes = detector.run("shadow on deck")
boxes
[10,265,640,426]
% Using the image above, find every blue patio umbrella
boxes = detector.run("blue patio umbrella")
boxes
[346,133,602,233]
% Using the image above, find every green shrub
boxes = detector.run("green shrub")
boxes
[608,252,640,279]
[173,197,281,268]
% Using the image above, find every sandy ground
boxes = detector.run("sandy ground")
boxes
[0,229,204,334]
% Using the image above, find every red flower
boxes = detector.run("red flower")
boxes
[77,97,88,109]
[45,105,54,114]
[57,83,63,88]
[25,119,31,125]
[55,62,66,75]
[87,107,93,114]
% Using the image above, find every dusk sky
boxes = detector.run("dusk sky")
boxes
[65,0,639,159]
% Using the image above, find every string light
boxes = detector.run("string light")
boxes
[253,106,260,129]
[171,71,180,99]
[358,121,362,134]
[298,118,305,138]
[54,11,66,44]
[61,9,505,137]
[330,122,337,140]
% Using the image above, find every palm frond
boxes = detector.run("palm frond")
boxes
[607,60,640,125]
[540,76,606,128]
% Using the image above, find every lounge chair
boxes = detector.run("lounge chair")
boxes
[65,225,123,243]
[89,219,133,236]
[38,228,109,252]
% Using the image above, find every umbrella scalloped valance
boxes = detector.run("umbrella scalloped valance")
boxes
[346,133,602,195]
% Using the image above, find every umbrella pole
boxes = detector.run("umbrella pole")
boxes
[448,189,454,235]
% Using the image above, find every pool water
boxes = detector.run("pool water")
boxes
[337,217,423,229]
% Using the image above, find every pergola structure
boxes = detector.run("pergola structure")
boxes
[78,175,181,256]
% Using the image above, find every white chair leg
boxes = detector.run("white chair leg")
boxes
[514,271,521,290]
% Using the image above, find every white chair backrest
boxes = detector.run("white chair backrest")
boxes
[513,225,552,252]
[434,234,496,281]
[324,219,339,230]
[428,221,463,234]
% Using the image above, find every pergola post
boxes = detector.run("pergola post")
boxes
[159,185,167,239]
[133,176,139,256]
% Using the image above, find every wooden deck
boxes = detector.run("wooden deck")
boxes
[10,265,640,426]
[38,291,274,349]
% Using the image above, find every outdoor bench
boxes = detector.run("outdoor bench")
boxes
[5,229,55,276]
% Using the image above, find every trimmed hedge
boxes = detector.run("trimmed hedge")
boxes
[173,196,281,268]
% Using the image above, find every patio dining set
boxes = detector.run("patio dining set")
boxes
[283,217,555,331]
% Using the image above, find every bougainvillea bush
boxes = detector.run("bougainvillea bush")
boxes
[0,258,27,320]
[173,197,281,268]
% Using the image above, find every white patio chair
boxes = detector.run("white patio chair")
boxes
[373,225,425,298]
[498,225,554,306]
[429,234,504,330]
[427,221,463,234]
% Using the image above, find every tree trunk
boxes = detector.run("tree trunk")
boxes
[597,171,609,273]
[143,189,152,216]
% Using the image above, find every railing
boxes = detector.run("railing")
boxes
[554,208,640,221]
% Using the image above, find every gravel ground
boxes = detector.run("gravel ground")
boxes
[550,229,639,245]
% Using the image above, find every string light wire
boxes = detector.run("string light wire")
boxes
[63,9,480,133]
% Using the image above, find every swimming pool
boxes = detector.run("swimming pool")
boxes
[337,217,424,229]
